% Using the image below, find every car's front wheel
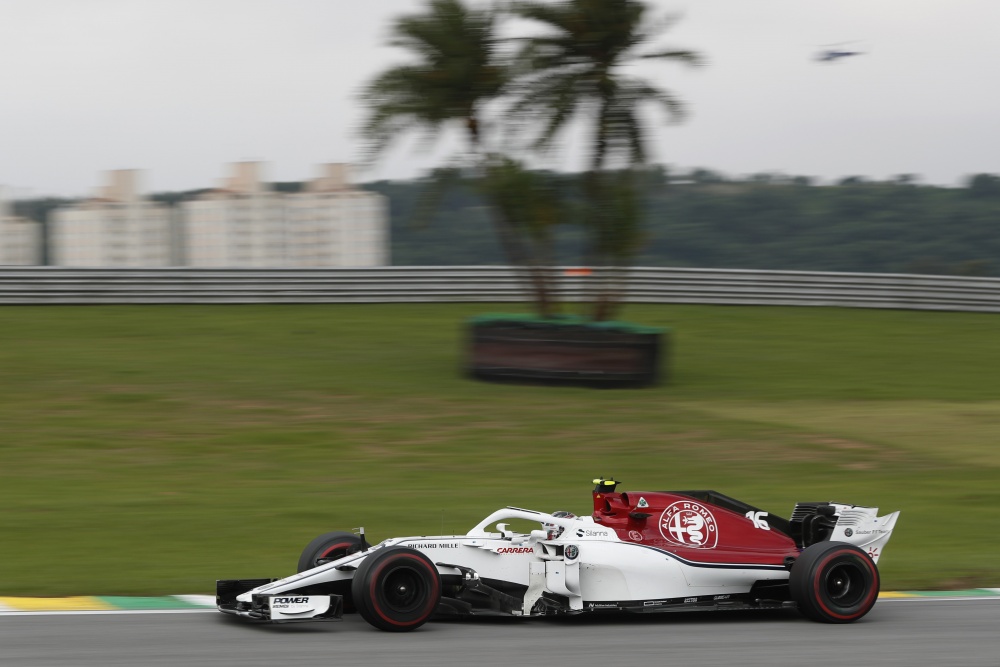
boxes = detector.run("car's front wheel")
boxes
[297,531,363,573]
[351,547,441,632]
[790,541,880,623]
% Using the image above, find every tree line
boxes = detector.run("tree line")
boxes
[373,169,1000,277]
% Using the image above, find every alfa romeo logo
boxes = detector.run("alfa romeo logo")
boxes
[659,501,719,548]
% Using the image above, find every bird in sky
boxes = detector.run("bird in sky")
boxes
[815,42,866,62]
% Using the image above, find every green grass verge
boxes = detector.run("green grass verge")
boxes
[1,303,998,595]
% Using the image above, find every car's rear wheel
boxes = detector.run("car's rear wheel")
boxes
[352,547,441,632]
[790,541,880,623]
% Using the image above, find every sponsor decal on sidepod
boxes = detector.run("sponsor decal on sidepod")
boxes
[659,501,719,549]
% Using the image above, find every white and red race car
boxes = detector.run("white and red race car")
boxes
[217,479,899,631]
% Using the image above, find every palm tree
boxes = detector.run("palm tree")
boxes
[361,0,505,158]
[361,0,561,315]
[511,0,702,169]
[511,0,703,319]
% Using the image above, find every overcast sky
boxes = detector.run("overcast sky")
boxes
[2,0,998,198]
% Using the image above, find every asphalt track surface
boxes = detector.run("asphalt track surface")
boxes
[2,599,998,666]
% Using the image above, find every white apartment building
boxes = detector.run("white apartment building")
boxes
[0,192,42,265]
[286,164,389,267]
[50,170,174,267]
[184,162,388,268]
[182,162,288,267]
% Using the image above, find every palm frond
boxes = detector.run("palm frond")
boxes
[359,0,507,160]
[509,0,705,168]
[638,49,704,66]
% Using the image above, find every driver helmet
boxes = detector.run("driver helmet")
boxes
[542,510,576,540]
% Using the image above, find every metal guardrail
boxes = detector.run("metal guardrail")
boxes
[1,266,999,312]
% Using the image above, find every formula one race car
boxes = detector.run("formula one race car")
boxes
[217,479,899,631]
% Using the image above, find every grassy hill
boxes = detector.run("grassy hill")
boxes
[1,303,998,594]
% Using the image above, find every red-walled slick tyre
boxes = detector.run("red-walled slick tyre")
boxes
[790,541,880,623]
[297,531,363,613]
[297,531,363,573]
[352,547,441,632]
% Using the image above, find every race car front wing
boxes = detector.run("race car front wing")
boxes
[217,578,344,623]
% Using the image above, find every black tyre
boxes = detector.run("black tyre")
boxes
[297,531,363,573]
[351,547,441,632]
[790,541,880,623]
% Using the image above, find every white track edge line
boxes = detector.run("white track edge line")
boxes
[0,609,218,617]
[1,597,999,617]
